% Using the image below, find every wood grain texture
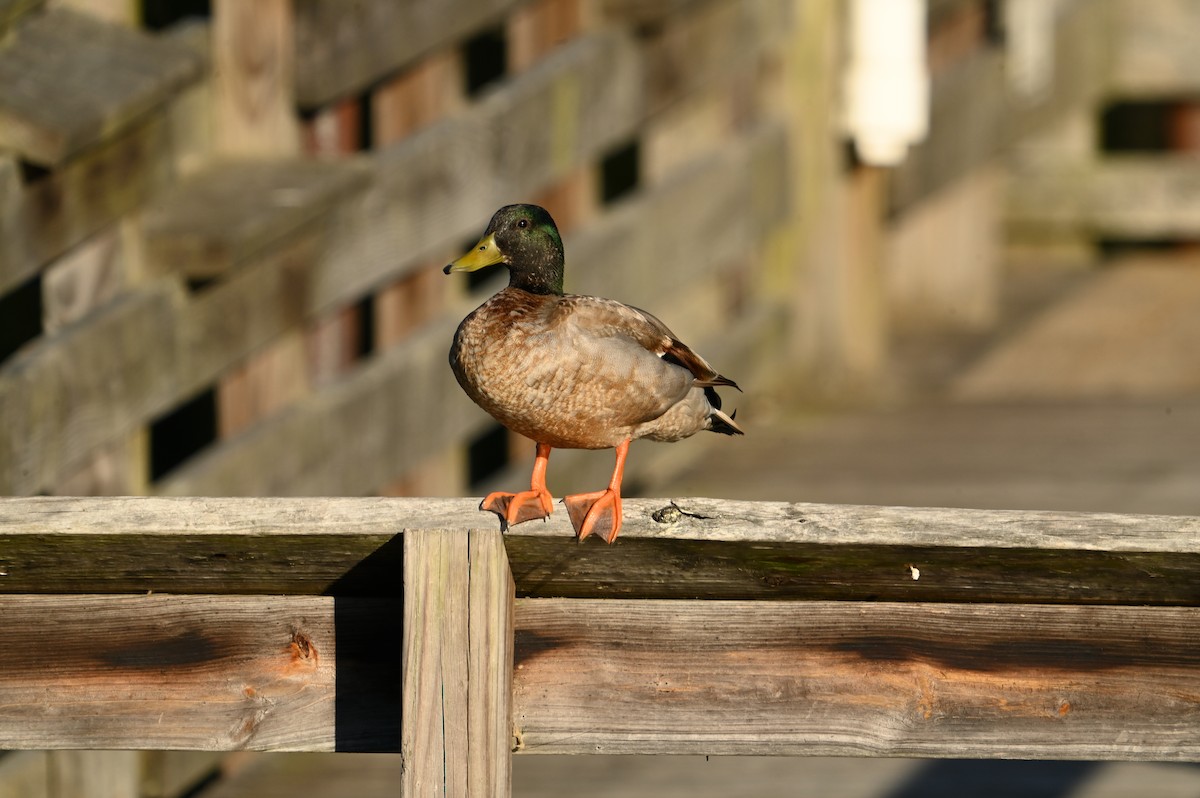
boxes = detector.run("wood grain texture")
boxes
[512,598,1200,759]
[0,114,172,298]
[468,529,515,795]
[1,497,1198,605]
[0,8,202,166]
[401,528,514,794]
[0,594,358,750]
[402,530,470,794]
[212,0,298,156]
[292,0,521,108]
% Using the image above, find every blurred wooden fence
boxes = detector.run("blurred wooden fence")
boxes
[0,0,1122,506]
[1,496,1199,796]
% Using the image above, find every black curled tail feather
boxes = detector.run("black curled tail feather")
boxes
[704,387,744,435]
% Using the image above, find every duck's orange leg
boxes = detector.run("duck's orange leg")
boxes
[481,443,554,528]
[564,439,630,544]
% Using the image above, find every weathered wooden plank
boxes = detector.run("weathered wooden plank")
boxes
[0,113,172,298]
[512,598,1200,759]
[1,497,1199,605]
[174,753,401,798]
[638,0,790,115]
[567,123,788,303]
[41,226,125,334]
[0,8,203,166]
[468,529,515,795]
[1009,156,1200,239]
[156,313,490,497]
[1109,0,1200,95]
[0,280,183,495]
[401,528,513,794]
[142,159,370,281]
[0,594,404,751]
[401,529,470,794]
[212,0,298,156]
[292,0,521,108]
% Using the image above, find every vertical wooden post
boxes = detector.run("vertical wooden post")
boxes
[402,529,514,796]
[212,0,300,156]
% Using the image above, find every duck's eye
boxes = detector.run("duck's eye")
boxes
[517,219,528,229]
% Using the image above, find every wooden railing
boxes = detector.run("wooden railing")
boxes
[1,496,1198,794]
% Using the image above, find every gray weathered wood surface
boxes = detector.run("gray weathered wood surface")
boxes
[401,529,513,794]
[1,497,1198,603]
[0,8,203,166]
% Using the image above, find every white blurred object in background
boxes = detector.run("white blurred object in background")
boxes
[843,0,929,166]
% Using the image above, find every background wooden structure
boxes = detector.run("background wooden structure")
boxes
[1,495,1198,797]
[0,0,1131,504]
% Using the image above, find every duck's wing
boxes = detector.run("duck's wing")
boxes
[556,295,741,390]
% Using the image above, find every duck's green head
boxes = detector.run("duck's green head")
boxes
[443,204,565,295]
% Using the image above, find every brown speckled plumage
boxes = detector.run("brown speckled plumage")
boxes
[444,204,742,542]
[451,290,735,448]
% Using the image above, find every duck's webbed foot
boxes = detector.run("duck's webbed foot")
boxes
[481,488,554,528]
[563,488,623,543]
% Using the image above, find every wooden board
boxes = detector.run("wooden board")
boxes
[141,159,369,281]
[1,497,1198,604]
[0,113,172,298]
[1009,156,1200,239]
[639,0,790,115]
[292,0,521,108]
[41,226,124,334]
[401,529,514,794]
[512,598,1200,759]
[156,314,493,497]
[212,0,298,156]
[0,593,403,752]
[0,281,183,496]
[0,8,202,166]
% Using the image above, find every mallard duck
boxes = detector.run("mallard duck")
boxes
[444,204,742,543]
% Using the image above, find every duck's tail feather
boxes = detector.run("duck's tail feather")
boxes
[709,407,744,436]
